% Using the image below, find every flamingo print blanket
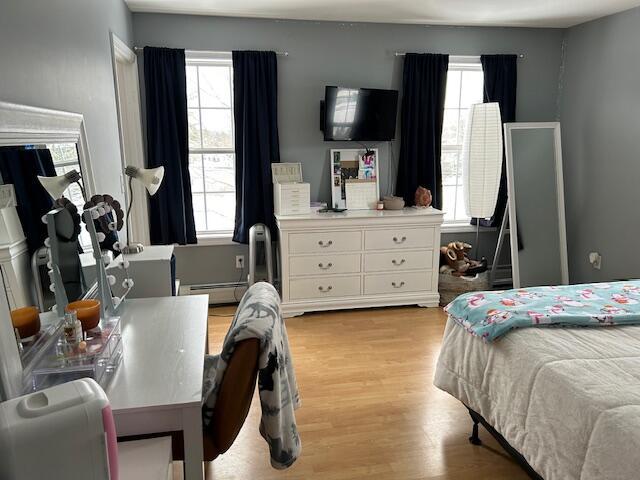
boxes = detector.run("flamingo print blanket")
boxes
[445,280,640,341]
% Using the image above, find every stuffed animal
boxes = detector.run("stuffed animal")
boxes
[440,242,473,274]
[414,186,432,208]
[439,242,488,277]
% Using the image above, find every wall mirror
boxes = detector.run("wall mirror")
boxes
[0,101,99,389]
[504,122,568,288]
[0,101,97,307]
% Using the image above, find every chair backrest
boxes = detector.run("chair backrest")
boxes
[205,338,260,459]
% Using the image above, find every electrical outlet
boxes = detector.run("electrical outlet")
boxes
[589,252,602,270]
[235,255,245,269]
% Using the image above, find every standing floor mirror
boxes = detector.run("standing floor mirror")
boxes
[504,122,569,288]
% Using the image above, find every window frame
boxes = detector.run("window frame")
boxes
[441,57,485,230]
[185,51,236,238]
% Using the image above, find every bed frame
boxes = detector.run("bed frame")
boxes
[467,407,543,480]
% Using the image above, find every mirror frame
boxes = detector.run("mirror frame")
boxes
[504,121,569,288]
[0,100,96,195]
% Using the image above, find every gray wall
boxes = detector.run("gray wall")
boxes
[133,14,564,285]
[0,0,133,204]
[560,7,640,283]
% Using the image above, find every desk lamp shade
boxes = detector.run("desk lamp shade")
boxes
[124,166,164,196]
[38,170,82,200]
[122,166,165,254]
[462,102,503,219]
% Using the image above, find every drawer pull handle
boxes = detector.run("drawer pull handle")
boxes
[391,281,405,288]
[318,285,333,292]
[318,240,333,247]
[318,262,333,270]
[392,259,406,266]
[392,236,407,244]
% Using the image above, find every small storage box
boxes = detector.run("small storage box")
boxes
[272,163,310,216]
[27,316,123,393]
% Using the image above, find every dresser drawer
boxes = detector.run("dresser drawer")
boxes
[288,231,361,254]
[289,275,361,300]
[364,271,432,295]
[364,250,433,273]
[364,227,435,251]
[290,254,361,276]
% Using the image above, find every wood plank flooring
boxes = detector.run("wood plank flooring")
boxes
[191,305,528,479]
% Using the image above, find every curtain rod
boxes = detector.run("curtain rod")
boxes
[394,52,524,58]
[133,47,289,56]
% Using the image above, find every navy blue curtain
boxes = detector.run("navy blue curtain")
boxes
[0,147,56,254]
[472,54,518,228]
[395,53,449,208]
[231,51,280,244]
[143,46,197,245]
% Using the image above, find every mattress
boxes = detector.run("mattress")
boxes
[434,317,640,480]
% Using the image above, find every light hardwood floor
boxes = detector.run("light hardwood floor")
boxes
[197,305,528,480]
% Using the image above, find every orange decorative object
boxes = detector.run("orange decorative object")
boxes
[66,300,101,331]
[10,306,41,339]
[414,186,432,208]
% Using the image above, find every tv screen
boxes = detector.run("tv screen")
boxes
[323,86,398,141]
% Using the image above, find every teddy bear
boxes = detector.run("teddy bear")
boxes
[439,241,487,276]
[440,241,472,273]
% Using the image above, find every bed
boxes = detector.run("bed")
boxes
[434,315,640,480]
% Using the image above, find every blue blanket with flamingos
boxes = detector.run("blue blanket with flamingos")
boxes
[445,280,640,342]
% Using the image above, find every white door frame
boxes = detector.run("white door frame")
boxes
[110,32,150,246]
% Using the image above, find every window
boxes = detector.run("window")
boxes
[47,143,91,250]
[186,53,235,236]
[441,60,484,225]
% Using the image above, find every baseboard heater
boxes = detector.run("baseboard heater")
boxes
[180,282,249,305]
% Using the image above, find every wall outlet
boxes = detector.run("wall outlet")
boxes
[235,255,245,269]
[589,252,602,270]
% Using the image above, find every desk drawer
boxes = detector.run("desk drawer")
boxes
[364,250,433,273]
[289,231,361,254]
[289,275,361,300]
[364,227,435,251]
[290,254,361,276]
[364,271,432,295]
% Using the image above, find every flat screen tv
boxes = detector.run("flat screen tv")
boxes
[322,86,398,141]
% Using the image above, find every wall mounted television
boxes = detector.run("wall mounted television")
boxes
[321,86,398,141]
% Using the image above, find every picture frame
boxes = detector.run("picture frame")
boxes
[329,148,380,210]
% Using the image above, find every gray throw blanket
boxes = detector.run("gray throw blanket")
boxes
[202,282,301,469]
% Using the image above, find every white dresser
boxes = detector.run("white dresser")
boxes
[276,208,444,317]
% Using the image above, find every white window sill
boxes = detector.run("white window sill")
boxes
[441,223,497,234]
[176,234,236,247]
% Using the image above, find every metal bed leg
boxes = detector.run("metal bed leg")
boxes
[468,409,482,445]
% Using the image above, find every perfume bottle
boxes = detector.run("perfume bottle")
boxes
[63,310,82,346]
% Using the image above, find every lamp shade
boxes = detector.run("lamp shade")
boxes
[124,166,165,196]
[462,103,503,219]
[38,170,81,200]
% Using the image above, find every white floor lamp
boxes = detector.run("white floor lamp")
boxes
[461,102,503,258]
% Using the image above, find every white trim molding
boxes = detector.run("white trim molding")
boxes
[0,100,96,196]
[110,32,150,246]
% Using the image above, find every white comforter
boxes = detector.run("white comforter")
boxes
[434,317,640,480]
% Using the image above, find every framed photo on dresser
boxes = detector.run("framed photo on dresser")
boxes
[329,148,379,210]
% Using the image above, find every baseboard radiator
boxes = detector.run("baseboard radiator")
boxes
[180,282,249,305]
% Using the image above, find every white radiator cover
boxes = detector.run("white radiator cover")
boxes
[180,282,248,305]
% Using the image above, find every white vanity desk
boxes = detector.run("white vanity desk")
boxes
[276,207,444,317]
[41,294,209,480]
